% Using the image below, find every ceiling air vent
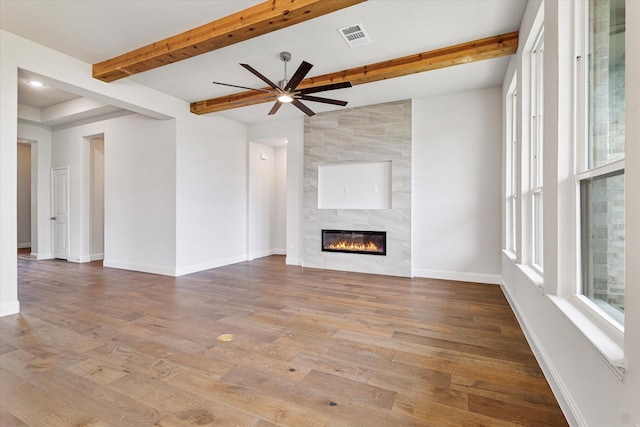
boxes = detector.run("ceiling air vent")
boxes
[338,23,372,48]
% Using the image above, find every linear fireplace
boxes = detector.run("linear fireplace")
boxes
[322,230,386,255]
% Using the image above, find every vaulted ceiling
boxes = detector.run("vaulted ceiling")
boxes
[1,0,526,126]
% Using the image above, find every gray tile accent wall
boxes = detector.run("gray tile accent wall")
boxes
[303,100,412,277]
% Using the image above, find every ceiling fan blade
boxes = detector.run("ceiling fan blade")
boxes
[284,61,313,92]
[299,81,352,95]
[240,63,280,91]
[299,95,348,106]
[268,101,283,115]
[292,99,315,116]
[211,81,272,93]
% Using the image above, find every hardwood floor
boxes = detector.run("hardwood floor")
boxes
[16,248,33,261]
[1,256,568,426]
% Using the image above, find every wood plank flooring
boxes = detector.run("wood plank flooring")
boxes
[1,255,568,426]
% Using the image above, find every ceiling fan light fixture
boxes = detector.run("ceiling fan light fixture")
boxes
[277,93,294,103]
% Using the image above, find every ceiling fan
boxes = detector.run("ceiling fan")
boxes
[212,51,352,116]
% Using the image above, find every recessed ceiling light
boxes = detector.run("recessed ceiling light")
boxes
[27,80,44,88]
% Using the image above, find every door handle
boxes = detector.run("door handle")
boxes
[50,217,56,220]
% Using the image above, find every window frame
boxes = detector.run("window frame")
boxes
[529,26,545,274]
[505,77,518,258]
[574,0,626,331]
[543,0,627,377]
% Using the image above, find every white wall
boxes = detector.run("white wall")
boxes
[248,117,304,265]
[16,123,52,259]
[51,115,177,272]
[273,146,287,254]
[104,115,177,274]
[0,33,19,316]
[412,88,502,284]
[16,143,31,248]
[623,1,640,420]
[500,1,640,426]
[175,114,248,276]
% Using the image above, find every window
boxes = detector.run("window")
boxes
[577,0,625,326]
[530,28,544,271]
[505,81,518,255]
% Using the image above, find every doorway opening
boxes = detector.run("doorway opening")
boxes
[248,139,287,261]
[86,135,105,261]
[17,140,33,258]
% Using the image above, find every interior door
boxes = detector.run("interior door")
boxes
[51,166,69,260]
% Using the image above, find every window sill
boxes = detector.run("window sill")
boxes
[502,249,517,262]
[548,295,626,380]
[517,263,544,291]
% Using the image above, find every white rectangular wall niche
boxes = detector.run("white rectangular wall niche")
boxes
[318,160,391,209]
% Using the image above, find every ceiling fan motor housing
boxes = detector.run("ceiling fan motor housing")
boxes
[280,51,292,62]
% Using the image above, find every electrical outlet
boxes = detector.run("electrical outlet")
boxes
[373,185,379,193]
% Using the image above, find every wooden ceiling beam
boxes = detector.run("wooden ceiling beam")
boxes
[190,31,519,115]
[92,0,367,83]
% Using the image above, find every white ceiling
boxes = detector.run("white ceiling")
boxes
[1,0,526,126]
[17,72,78,109]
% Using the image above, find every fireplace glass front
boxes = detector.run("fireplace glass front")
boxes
[321,230,386,255]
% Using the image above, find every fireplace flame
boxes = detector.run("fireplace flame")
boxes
[325,240,381,252]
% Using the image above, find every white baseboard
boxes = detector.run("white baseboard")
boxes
[286,257,302,266]
[412,268,501,284]
[248,249,275,261]
[103,259,176,277]
[90,253,104,261]
[0,300,20,317]
[17,242,31,249]
[174,254,247,277]
[500,281,584,427]
[66,253,104,263]
[248,249,286,261]
[35,252,53,260]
